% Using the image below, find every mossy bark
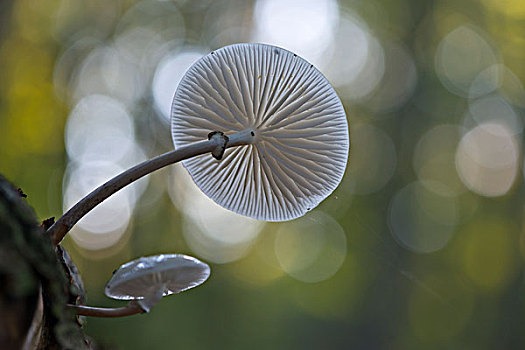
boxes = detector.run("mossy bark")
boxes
[0,174,94,349]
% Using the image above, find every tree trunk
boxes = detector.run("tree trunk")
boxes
[0,174,94,349]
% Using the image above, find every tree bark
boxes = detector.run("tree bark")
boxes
[0,174,94,349]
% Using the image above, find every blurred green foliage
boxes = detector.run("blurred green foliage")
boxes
[1,0,525,348]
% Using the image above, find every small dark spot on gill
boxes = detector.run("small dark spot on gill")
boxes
[293,54,297,57]
[250,131,255,136]
[310,64,313,68]
[307,208,311,211]
[274,49,279,55]
[211,51,215,55]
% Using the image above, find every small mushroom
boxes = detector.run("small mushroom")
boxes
[68,254,210,317]
[106,254,210,311]
[172,43,349,221]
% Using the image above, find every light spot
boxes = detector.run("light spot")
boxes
[413,124,465,194]
[455,122,519,197]
[152,48,207,122]
[388,181,459,253]
[435,25,500,97]
[323,13,385,101]
[64,161,135,250]
[365,40,417,113]
[252,0,339,67]
[274,211,346,283]
[65,95,135,165]
[72,44,144,105]
[466,95,522,135]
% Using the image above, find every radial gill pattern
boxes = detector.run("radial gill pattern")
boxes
[171,43,349,221]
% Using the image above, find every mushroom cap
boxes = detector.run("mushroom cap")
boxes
[105,254,210,300]
[171,43,349,222]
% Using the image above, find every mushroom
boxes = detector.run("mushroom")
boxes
[172,43,349,221]
[47,43,349,245]
[68,254,210,317]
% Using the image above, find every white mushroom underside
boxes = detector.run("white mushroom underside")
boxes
[105,254,210,300]
[172,43,349,221]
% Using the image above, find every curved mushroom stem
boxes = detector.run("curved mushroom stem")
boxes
[46,131,247,246]
[68,301,145,318]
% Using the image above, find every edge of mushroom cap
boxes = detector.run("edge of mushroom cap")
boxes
[171,43,350,222]
[105,254,210,300]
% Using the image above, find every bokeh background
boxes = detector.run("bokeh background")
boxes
[1,0,525,348]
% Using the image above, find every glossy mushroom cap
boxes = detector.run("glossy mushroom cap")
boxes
[171,43,349,222]
[105,254,210,303]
